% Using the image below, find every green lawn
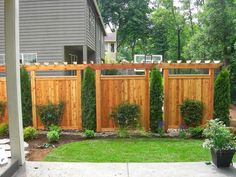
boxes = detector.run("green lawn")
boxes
[44,138,236,162]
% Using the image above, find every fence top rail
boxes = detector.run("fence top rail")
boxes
[0,63,222,72]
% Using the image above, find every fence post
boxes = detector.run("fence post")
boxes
[163,68,169,131]
[77,69,82,130]
[145,69,150,131]
[96,70,102,132]
[30,71,37,128]
[209,69,215,120]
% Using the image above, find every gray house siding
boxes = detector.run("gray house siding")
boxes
[0,0,4,55]
[0,0,105,67]
[19,0,86,63]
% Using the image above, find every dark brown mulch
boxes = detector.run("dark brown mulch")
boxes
[26,134,84,161]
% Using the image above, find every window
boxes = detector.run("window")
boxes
[111,43,115,53]
[0,53,37,64]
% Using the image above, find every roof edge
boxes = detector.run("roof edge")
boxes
[91,0,106,35]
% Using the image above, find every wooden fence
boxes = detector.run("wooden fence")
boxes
[0,63,221,131]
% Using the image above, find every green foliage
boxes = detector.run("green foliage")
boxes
[103,69,119,75]
[188,127,204,139]
[203,119,236,150]
[0,123,8,136]
[214,69,230,126]
[150,68,163,133]
[180,99,204,127]
[48,124,62,134]
[20,67,32,127]
[110,102,141,129]
[37,102,65,129]
[179,129,187,139]
[117,128,129,138]
[84,129,95,139]
[47,130,60,143]
[82,67,96,131]
[0,101,6,117]
[23,126,37,140]
[229,60,236,104]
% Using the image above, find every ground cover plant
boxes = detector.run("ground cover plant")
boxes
[44,138,236,162]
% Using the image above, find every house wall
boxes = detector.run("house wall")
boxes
[86,0,105,63]
[0,0,86,63]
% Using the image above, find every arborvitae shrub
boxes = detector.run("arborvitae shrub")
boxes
[82,67,96,131]
[229,61,236,104]
[150,68,163,133]
[213,68,231,126]
[20,67,32,127]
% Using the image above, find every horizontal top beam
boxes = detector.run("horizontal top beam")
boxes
[0,63,222,72]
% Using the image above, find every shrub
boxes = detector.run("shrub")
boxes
[188,126,204,139]
[229,58,236,104]
[82,67,96,131]
[203,119,236,150]
[84,129,95,139]
[48,124,62,134]
[150,68,163,133]
[0,123,8,136]
[214,68,231,126]
[103,69,119,75]
[20,67,32,127]
[110,102,141,129]
[180,99,204,127]
[23,126,37,140]
[47,130,60,143]
[37,102,65,129]
[117,128,129,138]
[0,101,6,118]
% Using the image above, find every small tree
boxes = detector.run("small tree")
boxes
[150,68,163,133]
[82,67,96,131]
[20,67,32,127]
[214,68,231,126]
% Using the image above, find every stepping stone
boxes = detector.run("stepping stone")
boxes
[0,139,10,144]
[0,144,10,150]
[0,148,8,165]
[24,142,29,148]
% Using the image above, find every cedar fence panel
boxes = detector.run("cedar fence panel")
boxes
[0,63,221,131]
[97,74,149,131]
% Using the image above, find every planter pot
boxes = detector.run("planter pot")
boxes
[211,149,235,168]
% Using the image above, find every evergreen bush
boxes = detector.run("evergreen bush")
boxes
[37,102,65,129]
[20,67,32,127]
[229,61,236,104]
[23,126,37,140]
[82,67,96,131]
[0,101,6,118]
[110,102,141,129]
[180,99,204,127]
[150,68,163,133]
[214,69,231,126]
[47,130,59,142]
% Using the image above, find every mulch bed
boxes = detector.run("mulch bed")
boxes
[26,134,84,161]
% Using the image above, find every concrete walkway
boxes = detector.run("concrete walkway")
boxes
[12,161,236,177]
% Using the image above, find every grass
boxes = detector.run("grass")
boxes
[44,138,236,162]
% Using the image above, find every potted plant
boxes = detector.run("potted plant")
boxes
[203,119,236,168]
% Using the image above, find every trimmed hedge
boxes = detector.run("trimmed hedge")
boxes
[150,68,163,133]
[82,67,96,131]
[213,68,230,126]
